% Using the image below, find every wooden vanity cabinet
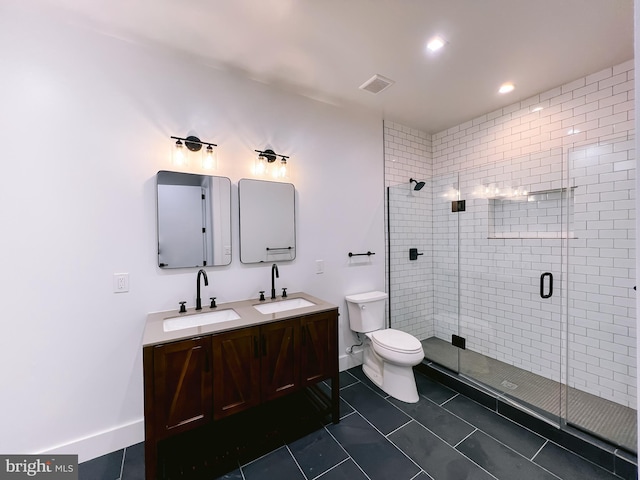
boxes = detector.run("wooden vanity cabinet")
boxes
[143,308,339,480]
[150,337,213,436]
[260,318,301,402]
[212,325,261,419]
[300,311,337,386]
[212,312,337,417]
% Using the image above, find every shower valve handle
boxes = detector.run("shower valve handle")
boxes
[409,248,423,260]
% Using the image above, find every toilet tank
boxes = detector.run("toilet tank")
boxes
[345,291,388,333]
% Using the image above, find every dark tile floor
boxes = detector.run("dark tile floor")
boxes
[80,367,631,479]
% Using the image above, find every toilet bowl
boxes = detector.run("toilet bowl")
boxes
[345,291,424,403]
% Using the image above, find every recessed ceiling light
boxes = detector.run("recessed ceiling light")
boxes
[498,82,515,94]
[427,36,446,52]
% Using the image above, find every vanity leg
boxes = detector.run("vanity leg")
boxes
[331,372,340,424]
[144,439,156,480]
[143,348,157,480]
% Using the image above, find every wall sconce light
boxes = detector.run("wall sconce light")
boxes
[171,135,218,169]
[254,148,290,179]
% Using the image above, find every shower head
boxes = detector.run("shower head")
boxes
[410,178,425,191]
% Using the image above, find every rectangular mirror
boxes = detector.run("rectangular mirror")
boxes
[157,171,232,268]
[239,178,295,264]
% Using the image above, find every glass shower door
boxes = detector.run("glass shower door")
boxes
[456,152,565,424]
[428,173,461,372]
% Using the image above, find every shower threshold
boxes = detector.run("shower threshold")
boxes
[420,337,637,453]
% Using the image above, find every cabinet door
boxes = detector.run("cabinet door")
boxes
[260,318,300,401]
[212,326,261,419]
[152,337,212,435]
[301,310,338,385]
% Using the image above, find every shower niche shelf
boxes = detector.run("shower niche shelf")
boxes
[487,186,576,240]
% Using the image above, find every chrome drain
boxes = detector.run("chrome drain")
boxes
[501,380,518,390]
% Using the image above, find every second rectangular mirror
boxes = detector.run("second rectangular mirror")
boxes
[238,178,295,264]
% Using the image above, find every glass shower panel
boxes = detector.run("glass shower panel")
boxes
[457,152,565,424]
[387,173,461,372]
[566,135,637,451]
[425,173,461,372]
[387,183,433,345]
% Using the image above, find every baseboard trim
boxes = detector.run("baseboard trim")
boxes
[339,349,363,372]
[37,419,144,463]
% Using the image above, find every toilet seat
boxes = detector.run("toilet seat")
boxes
[370,329,423,354]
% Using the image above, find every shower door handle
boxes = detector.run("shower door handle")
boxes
[540,272,553,298]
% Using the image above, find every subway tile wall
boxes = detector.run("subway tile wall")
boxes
[385,60,636,408]
[431,61,635,176]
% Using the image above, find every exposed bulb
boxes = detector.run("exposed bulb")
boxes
[173,140,186,167]
[256,155,267,175]
[203,145,216,169]
[278,159,288,179]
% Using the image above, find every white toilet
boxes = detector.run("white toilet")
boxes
[345,291,424,403]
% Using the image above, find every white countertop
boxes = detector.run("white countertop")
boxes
[143,292,338,347]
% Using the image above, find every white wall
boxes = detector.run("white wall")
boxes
[0,4,385,461]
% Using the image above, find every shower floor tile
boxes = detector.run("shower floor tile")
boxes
[422,336,638,452]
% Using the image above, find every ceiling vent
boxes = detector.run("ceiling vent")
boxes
[359,74,395,94]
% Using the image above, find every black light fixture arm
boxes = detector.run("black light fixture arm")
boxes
[171,135,217,152]
[255,149,289,162]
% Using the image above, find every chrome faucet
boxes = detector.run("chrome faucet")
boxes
[196,269,208,310]
[271,263,279,300]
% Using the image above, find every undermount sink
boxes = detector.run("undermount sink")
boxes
[253,297,315,314]
[163,309,241,332]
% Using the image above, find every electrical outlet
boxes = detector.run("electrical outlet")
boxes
[113,273,129,293]
[316,260,324,274]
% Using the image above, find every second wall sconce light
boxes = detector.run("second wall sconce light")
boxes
[255,148,290,179]
[171,135,218,170]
